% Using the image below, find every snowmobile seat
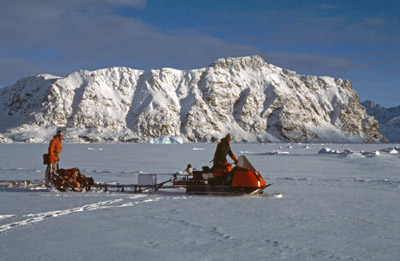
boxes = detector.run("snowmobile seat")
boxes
[202,166,212,173]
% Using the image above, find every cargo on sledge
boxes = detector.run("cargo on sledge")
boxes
[52,170,166,193]
[52,168,94,192]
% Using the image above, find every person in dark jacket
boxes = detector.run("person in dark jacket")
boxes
[45,130,63,186]
[212,133,238,169]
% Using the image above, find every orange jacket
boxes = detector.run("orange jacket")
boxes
[48,135,63,162]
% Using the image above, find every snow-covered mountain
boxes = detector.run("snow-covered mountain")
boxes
[362,100,400,142]
[0,56,385,143]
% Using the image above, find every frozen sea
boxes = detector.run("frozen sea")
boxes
[1,143,399,260]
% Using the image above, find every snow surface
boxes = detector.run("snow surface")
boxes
[1,143,400,260]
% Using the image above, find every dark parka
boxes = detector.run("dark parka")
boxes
[213,138,235,168]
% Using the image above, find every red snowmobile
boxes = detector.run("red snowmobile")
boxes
[174,155,271,195]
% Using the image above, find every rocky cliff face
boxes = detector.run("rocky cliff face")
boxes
[362,100,400,142]
[0,56,385,143]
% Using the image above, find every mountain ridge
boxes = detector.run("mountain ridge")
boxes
[0,55,386,143]
[362,100,400,142]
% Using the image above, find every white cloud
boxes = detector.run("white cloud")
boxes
[0,0,261,84]
[101,0,146,7]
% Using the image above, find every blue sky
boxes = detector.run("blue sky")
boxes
[0,0,399,107]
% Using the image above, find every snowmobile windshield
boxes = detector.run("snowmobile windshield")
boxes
[237,155,256,170]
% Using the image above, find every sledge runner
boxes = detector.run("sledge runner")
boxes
[45,130,63,186]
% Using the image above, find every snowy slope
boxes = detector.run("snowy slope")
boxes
[0,56,384,143]
[362,100,400,142]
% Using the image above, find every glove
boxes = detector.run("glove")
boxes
[232,155,238,164]
[49,155,54,164]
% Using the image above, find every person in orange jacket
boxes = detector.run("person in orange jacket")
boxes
[45,130,63,186]
[212,133,238,170]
